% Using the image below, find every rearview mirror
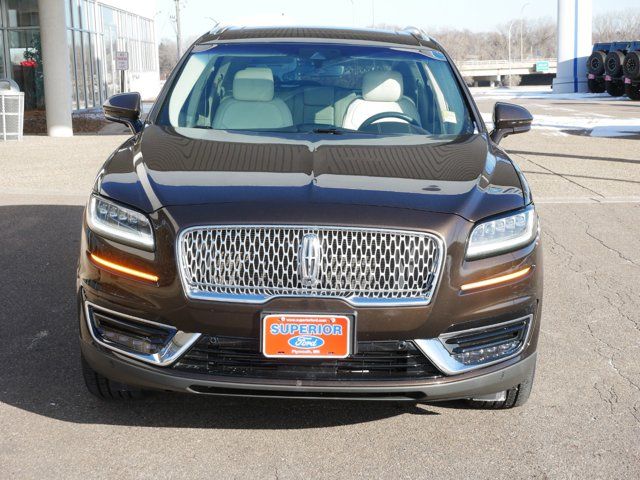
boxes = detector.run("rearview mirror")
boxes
[318,65,345,77]
[490,102,532,144]
[103,92,143,134]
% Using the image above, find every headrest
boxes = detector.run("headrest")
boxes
[304,87,334,106]
[362,70,403,102]
[233,68,274,102]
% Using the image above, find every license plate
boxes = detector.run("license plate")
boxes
[625,77,631,84]
[262,314,351,358]
[605,75,612,81]
[588,73,595,79]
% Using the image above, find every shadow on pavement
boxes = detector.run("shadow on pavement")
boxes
[0,205,440,429]
[561,129,640,139]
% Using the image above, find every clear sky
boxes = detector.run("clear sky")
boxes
[155,0,640,42]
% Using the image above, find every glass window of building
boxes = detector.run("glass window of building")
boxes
[6,0,39,28]
[82,31,94,107]
[73,30,86,108]
[0,36,5,78]
[70,0,81,29]
[68,31,79,110]
[8,29,44,109]
[1,0,157,111]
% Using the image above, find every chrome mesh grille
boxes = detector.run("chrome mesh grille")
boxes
[177,226,443,305]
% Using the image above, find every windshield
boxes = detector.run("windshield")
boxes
[156,42,475,138]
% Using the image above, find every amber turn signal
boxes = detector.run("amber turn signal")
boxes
[460,267,531,292]
[89,253,159,283]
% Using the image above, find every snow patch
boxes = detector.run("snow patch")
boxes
[471,86,626,102]
[481,112,640,138]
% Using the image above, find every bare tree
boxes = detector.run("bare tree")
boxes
[158,11,640,76]
[158,39,178,79]
[593,9,640,42]
[158,35,202,79]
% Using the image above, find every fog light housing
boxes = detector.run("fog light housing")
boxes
[99,324,165,355]
[84,301,201,366]
[453,339,521,365]
[414,315,533,375]
[92,309,172,356]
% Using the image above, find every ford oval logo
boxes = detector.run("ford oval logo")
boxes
[288,335,324,349]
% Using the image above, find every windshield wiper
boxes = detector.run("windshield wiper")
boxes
[312,127,346,135]
[310,127,378,135]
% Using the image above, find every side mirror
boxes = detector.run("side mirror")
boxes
[490,102,532,144]
[103,92,143,134]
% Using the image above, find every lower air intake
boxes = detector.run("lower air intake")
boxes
[174,336,441,381]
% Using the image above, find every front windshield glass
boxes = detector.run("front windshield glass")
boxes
[157,42,475,138]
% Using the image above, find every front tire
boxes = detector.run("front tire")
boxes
[588,78,605,93]
[625,83,640,101]
[81,356,147,400]
[466,362,536,409]
[605,50,625,78]
[587,50,606,76]
[606,81,626,97]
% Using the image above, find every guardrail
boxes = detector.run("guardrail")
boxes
[457,59,557,83]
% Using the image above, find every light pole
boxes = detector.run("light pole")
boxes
[349,0,355,26]
[371,0,375,27]
[520,2,531,61]
[174,0,182,60]
[508,20,516,87]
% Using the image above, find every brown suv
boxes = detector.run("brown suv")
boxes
[78,26,542,408]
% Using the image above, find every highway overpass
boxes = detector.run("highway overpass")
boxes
[457,59,558,86]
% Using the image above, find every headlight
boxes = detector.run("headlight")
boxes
[466,205,537,259]
[87,195,154,250]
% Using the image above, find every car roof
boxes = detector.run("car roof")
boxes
[196,25,441,50]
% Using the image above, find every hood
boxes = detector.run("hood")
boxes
[97,125,525,222]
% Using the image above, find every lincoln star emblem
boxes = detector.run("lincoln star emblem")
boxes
[298,233,322,287]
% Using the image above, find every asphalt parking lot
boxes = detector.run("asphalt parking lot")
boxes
[1,88,639,479]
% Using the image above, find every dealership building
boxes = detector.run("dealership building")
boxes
[0,0,160,136]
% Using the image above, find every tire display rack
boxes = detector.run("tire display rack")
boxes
[587,41,640,100]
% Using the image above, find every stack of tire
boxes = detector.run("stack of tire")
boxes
[587,41,640,100]
[587,42,610,94]
[622,42,640,101]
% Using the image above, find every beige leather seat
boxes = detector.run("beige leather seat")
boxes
[342,70,419,130]
[289,86,357,126]
[213,68,293,130]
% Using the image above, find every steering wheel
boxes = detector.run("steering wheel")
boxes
[359,111,421,130]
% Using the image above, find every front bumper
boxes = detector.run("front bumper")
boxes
[79,294,540,401]
[80,335,537,401]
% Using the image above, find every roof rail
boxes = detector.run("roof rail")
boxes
[402,26,430,43]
